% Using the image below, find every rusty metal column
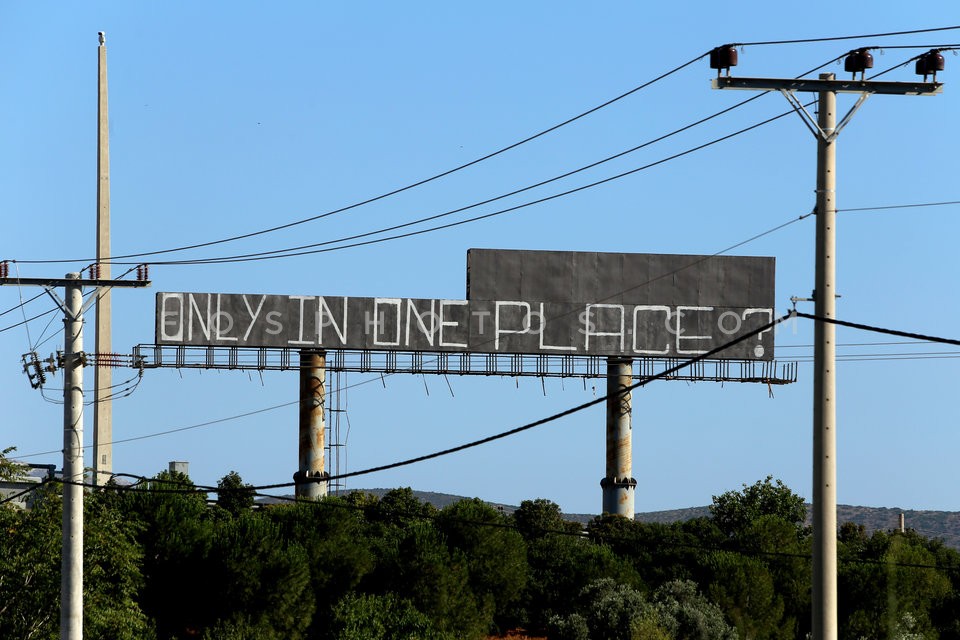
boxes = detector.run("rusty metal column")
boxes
[295,350,328,499]
[601,358,636,517]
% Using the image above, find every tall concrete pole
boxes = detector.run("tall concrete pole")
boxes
[93,31,112,485]
[61,273,84,640]
[812,72,838,640]
[601,358,636,517]
[296,350,328,499]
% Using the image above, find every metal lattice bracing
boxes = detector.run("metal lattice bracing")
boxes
[130,344,797,384]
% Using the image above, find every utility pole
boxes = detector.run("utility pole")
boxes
[61,274,83,640]
[94,31,113,486]
[711,47,943,640]
[0,273,149,640]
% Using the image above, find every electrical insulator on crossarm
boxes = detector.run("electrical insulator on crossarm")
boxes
[709,45,738,77]
[844,48,874,81]
[916,49,945,82]
[136,264,149,281]
[0,261,8,279]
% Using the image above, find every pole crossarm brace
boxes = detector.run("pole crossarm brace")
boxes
[779,90,870,143]
[712,76,942,96]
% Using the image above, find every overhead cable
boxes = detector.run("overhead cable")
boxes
[12,53,709,265]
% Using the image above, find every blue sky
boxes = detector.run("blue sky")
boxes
[3,3,960,519]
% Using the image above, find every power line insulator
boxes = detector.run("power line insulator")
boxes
[916,49,945,82]
[709,45,738,77]
[844,49,874,80]
[0,261,8,279]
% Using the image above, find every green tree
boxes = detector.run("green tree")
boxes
[267,497,375,638]
[216,470,254,516]
[330,593,451,640]
[707,550,786,640]
[710,476,806,538]
[523,531,640,631]
[839,529,951,640]
[437,498,528,631]
[0,446,25,481]
[0,483,61,638]
[195,513,314,638]
[84,490,155,639]
[513,498,573,540]
[0,482,154,639]
[653,579,739,640]
[368,519,486,638]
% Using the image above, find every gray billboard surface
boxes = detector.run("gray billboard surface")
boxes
[467,249,774,307]
[156,251,775,359]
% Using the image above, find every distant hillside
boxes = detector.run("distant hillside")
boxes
[343,489,960,549]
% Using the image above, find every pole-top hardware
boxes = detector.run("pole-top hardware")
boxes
[709,45,738,77]
[844,49,874,81]
[916,49,945,82]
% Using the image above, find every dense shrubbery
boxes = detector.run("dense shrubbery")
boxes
[2,469,959,640]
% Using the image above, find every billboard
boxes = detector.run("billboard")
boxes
[156,250,775,360]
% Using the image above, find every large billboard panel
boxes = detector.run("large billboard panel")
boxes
[156,251,775,360]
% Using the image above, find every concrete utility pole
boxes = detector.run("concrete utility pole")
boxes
[0,273,149,640]
[296,350,329,499]
[713,63,942,640]
[811,75,839,639]
[93,31,113,485]
[601,358,636,518]
[61,274,84,640]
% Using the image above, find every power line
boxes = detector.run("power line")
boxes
[838,200,960,213]
[0,306,58,335]
[42,474,960,571]
[13,204,815,458]
[12,54,709,266]
[195,314,792,490]
[794,312,960,347]
[737,24,960,46]
[0,478,50,505]
[144,107,811,266]
[111,53,942,267]
[0,291,45,318]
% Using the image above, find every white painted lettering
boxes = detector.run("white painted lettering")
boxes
[631,305,670,355]
[495,301,532,350]
[439,300,468,348]
[160,293,184,342]
[373,298,402,346]
[289,296,315,345]
[584,304,625,351]
[675,306,713,355]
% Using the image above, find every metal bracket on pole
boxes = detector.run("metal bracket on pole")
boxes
[779,89,871,143]
[42,285,69,317]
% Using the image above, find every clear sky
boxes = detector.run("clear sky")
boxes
[3,3,959,520]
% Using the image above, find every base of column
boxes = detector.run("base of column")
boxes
[293,470,330,499]
[600,476,637,518]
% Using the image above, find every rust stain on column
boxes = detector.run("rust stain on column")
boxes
[297,350,327,499]
[601,358,636,517]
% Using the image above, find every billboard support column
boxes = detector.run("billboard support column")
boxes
[601,358,636,518]
[296,350,328,499]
